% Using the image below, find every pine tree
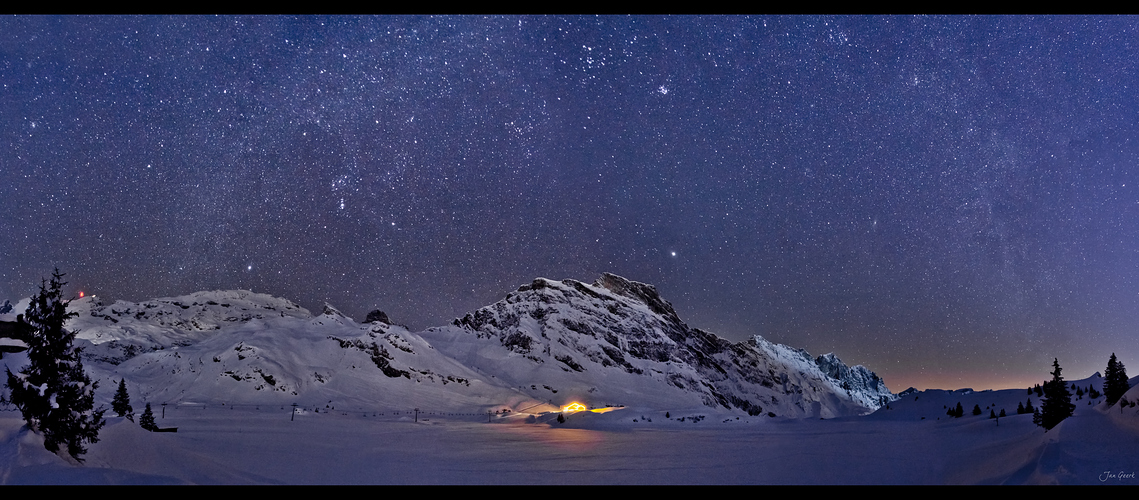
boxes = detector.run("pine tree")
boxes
[140,402,158,431]
[1040,358,1075,431]
[4,269,105,461]
[973,404,982,416]
[1105,353,1130,407]
[112,379,133,422]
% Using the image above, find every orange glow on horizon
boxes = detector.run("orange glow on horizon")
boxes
[78,291,84,298]
[559,402,622,414]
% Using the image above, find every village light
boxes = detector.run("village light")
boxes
[561,402,587,413]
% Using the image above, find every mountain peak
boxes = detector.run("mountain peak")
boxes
[321,303,346,318]
[592,273,679,320]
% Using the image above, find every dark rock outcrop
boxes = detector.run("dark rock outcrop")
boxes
[364,309,390,325]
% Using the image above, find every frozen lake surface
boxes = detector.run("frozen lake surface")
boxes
[4,397,1137,484]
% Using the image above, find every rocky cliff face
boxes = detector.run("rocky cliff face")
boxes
[438,273,896,417]
[814,352,894,409]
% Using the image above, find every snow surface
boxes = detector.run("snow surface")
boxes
[2,384,1137,484]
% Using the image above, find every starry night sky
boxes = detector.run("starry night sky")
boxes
[2,15,1137,392]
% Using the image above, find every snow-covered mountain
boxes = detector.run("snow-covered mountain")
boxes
[67,290,314,365]
[424,273,894,417]
[14,274,894,418]
[61,292,530,413]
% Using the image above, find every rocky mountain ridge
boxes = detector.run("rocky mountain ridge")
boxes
[428,273,894,417]
[4,274,896,417]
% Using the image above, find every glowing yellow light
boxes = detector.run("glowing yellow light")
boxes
[562,402,587,412]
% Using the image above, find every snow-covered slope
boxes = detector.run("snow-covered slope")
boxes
[66,291,314,364]
[863,373,1139,425]
[17,291,530,412]
[106,309,532,412]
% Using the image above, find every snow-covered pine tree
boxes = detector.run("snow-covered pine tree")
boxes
[140,403,158,431]
[1040,358,1075,431]
[3,269,105,461]
[1105,353,1130,407]
[113,378,133,422]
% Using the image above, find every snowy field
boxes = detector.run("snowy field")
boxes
[3,382,1138,485]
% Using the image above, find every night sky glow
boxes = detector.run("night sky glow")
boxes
[2,16,1137,392]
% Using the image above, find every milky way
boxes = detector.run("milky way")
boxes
[3,16,1137,391]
